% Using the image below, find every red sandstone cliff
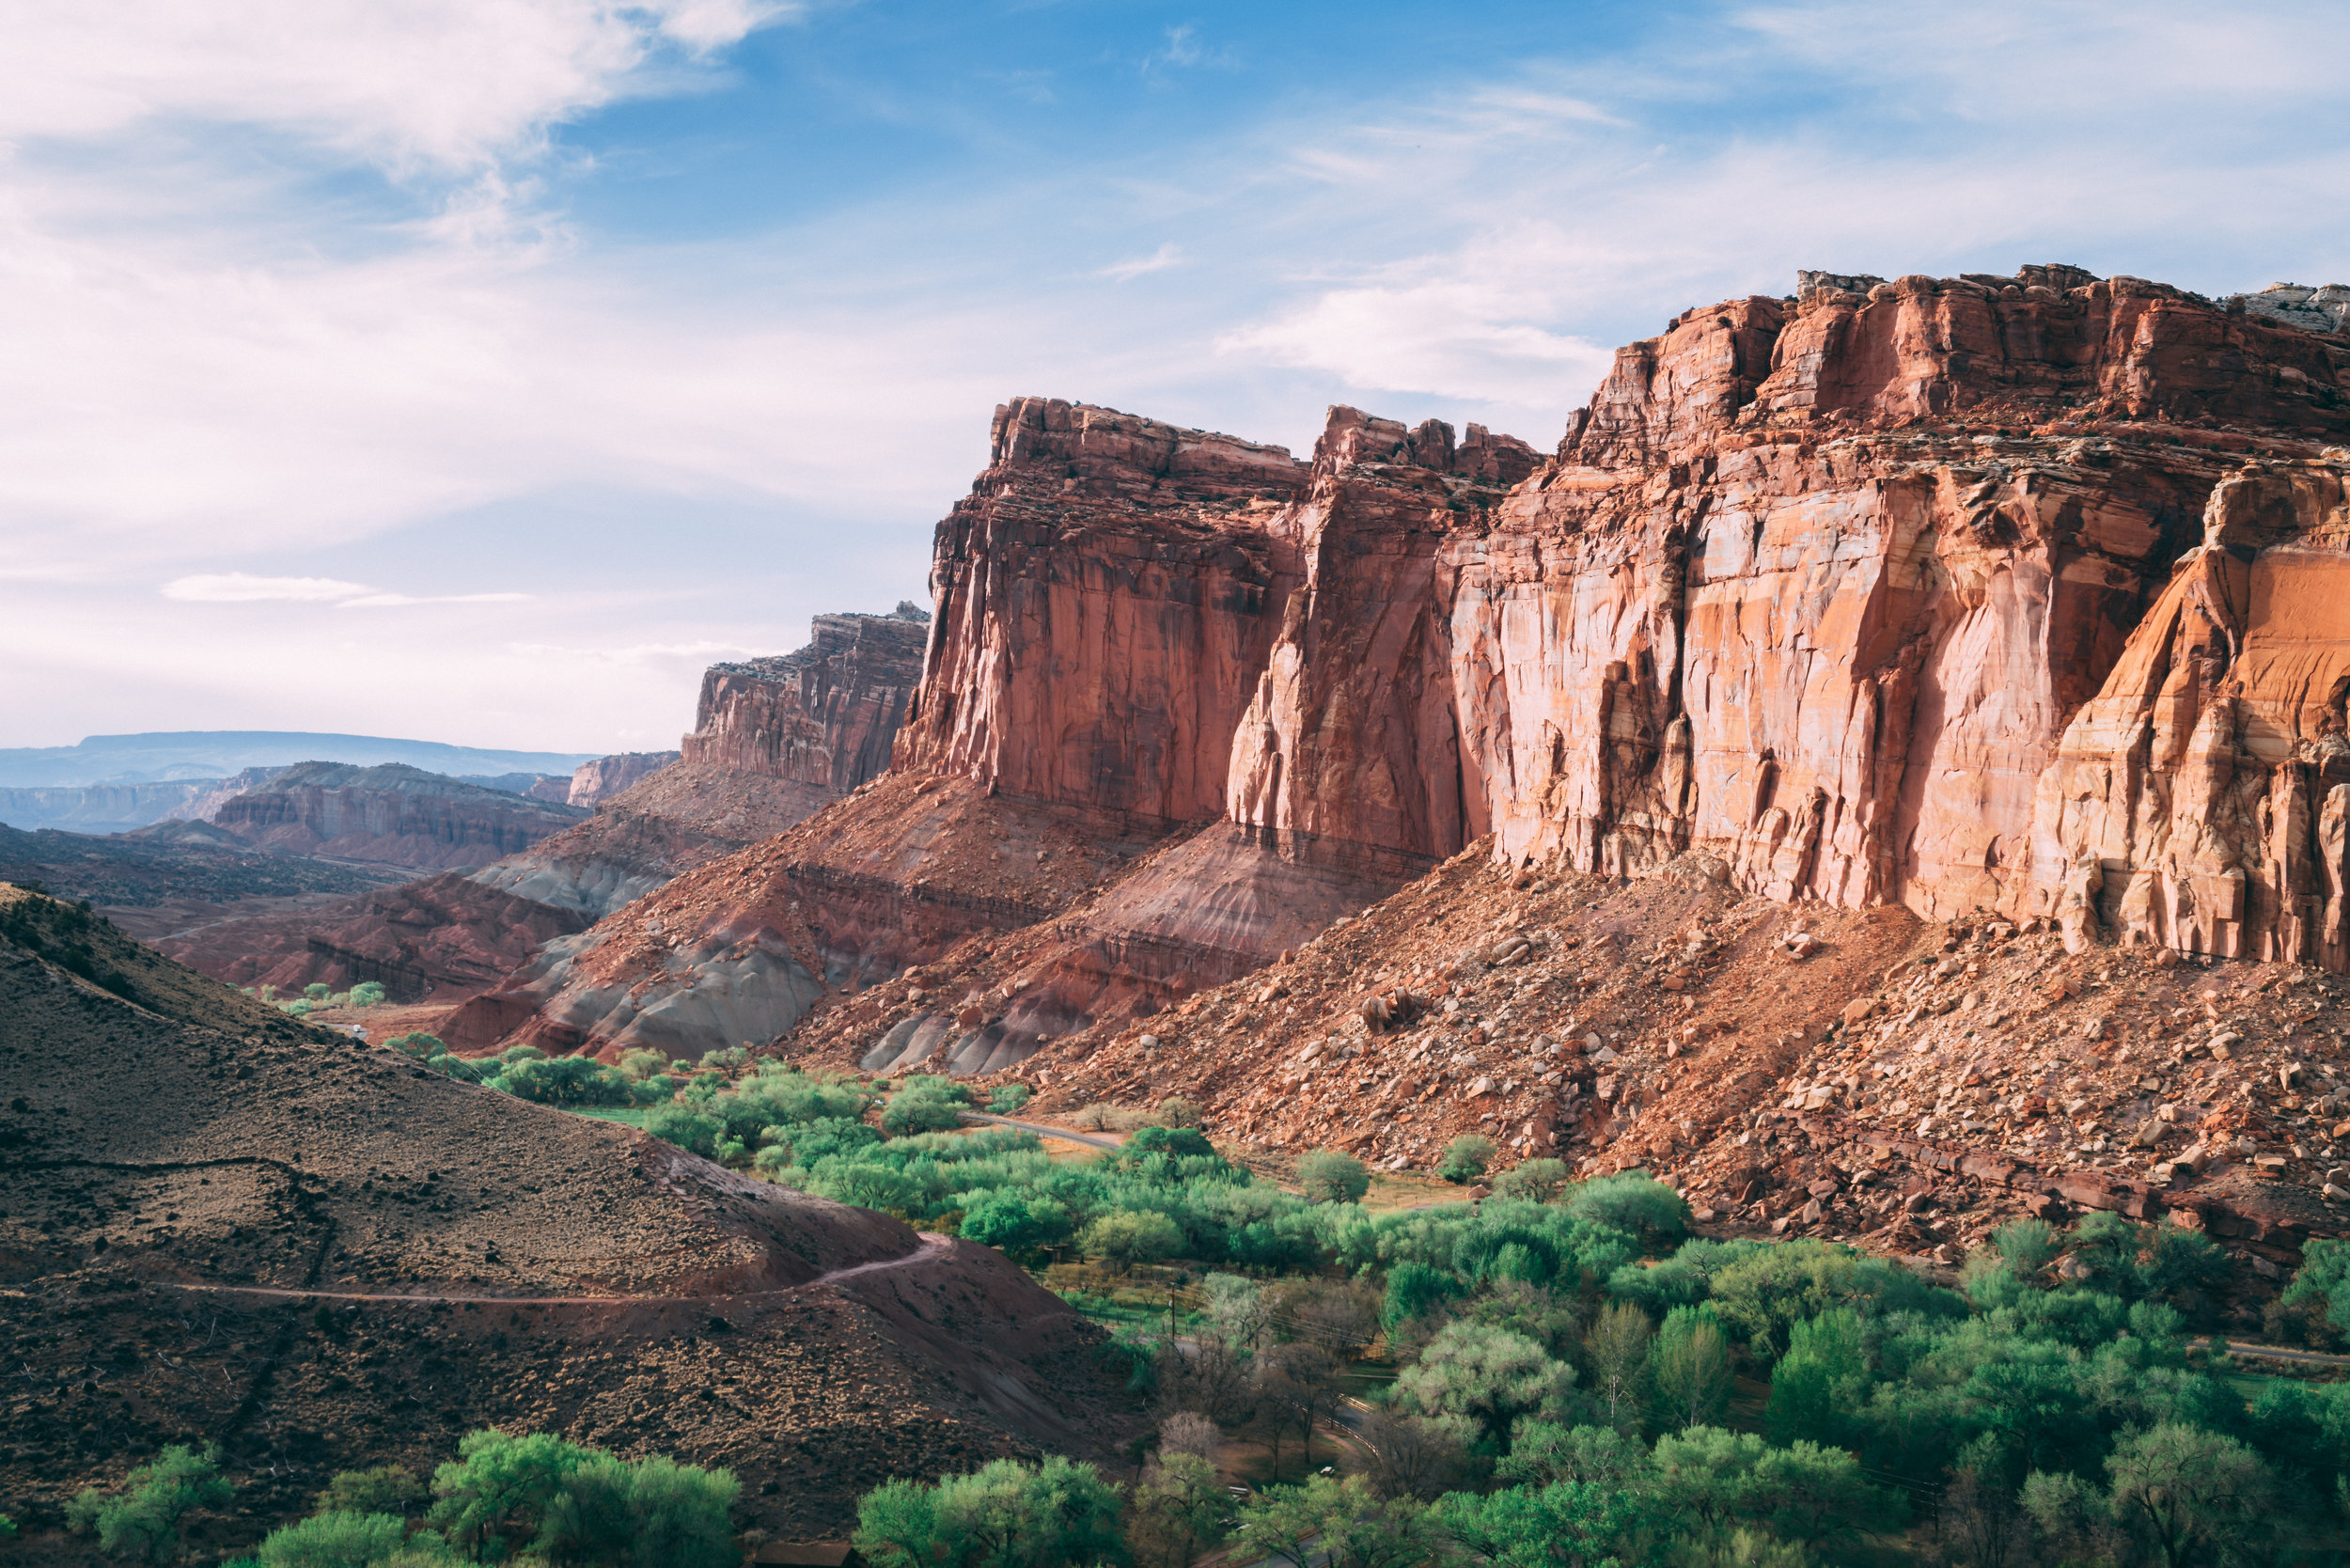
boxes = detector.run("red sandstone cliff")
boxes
[683,607,928,791]
[455,264,2350,1075]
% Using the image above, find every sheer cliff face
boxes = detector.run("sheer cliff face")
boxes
[904,272,2350,975]
[897,398,1309,824]
[685,612,929,792]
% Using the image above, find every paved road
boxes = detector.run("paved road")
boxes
[958,1110,1124,1150]
[145,1232,957,1308]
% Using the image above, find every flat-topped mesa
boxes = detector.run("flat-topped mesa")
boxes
[207,760,587,870]
[1561,263,2350,470]
[682,605,930,792]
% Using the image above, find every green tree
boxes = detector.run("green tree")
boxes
[1080,1210,1185,1265]
[1564,1175,1688,1247]
[349,980,387,1008]
[1436,1480,1660,1568]
[532,1450,739,1568]
[1295,1151,1371,1203]
[991,1083,1034,1114]
[1394,1322,1576,1449]
[1763,1308,1866,1447]
[1498,1422,1651,1489]
[428,1430,588,1557]
[855,1456,1124,1568]
[1744,1440,1904,1549]
[1127,1453,1226,1568]
[1650,1305,1733,1432]
[2281,1237,2350,1335]
[1491,1159,1572,1203]
[1231,1475,1450,1568]
[957,1190,1073,1256]
[1584,1301,1654,1434]
[2103,1423,2273,1568]
[1381,1262,1466,1336]
[1439,1135,1499,1184]
[1648,1427,1764,1533]
[306,982,332,1001]
[884,1092,969,1137]
[66,1442,232,1562]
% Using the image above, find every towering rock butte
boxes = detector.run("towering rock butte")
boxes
[454,263,2350,1072]
[685,605,929,791]
[564,749,679,808]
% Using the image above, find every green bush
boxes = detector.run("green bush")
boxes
[1393,1321,1576,1448]
[958,1190,1075,1255]
[1295,1150,1371,1203]
[281,999,313,1016]
[855,1455,1123,1568]
[1079,1209,1186,1264]
[884,1091,968,1137]
[1439,1134,1498,1184]
[990,1083,1034,1114]
[429,1429,735,1567]
[1123,1125,1215,1160]
[306,982,332,1001]
[348,981,386,1008]
[1563,1173,1688,1247]
[490,1054,635,1107]
[387,1032,447,1058]
[1491,1158,1572,1204]
[67,1442,232,1562]
[253,1510,422,1567]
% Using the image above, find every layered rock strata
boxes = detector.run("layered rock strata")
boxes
[682,605,929,789]
[464,265,2350,1074]
[209,761,588,870]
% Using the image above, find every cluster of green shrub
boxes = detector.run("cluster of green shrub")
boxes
[244,980,386,1015]
[848,1195,2350,1567]
[61,1430,735,1567]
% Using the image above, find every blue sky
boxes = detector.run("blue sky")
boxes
[7,0,2350,752]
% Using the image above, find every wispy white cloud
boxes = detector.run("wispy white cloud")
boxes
[164,572,374,603]
[506,638,762,665]
[339,591,536,607]
[2,0,803,173]
[1096,243,1183,281]
[162,572,530,607]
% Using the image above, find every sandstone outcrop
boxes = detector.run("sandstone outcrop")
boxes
[565,748,679,806]
[209,761,588,870]
[463,265,2350,1081]
[683,605,929,789]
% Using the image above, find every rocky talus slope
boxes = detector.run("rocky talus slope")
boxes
[0,884,1130,1548]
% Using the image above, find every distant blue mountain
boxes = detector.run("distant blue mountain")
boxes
[0,731,599,788]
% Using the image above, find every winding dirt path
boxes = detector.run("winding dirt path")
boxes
[145,1232,956,1308]
[956,1111,1124,1150]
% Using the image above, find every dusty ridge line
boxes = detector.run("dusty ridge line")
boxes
[138,1232,956,1308]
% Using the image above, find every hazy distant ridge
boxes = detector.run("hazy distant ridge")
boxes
[0,731,597,788]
